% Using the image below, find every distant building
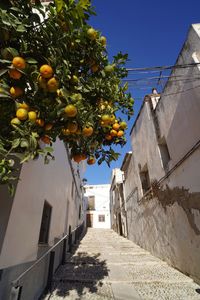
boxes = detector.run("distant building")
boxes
[115,24,200,283]
[110,168,127,237]
[84,184,111,229]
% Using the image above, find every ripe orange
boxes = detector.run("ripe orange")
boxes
[105,134,112,141]
[9,69,22,80]
[120,121,127,130]
[41,135,51,144]
[40,64,53,79]
[36,119,45,127]
[45,123,53,131]
[82,126,94,137]
[112,123,120,131]
[87,157,96,165]
[67,122,78,133]
[87,28,97,40]
[12,57,26,70]
[81,154,87,160]
[110,129,118,137]
[47,77,59,92]
[10,87,23,98]
[73,154,83,163]
[117,130,124,137]
[64,104,77,117]
[11,118,21,126]
[16,108,28,121]
[28,111,37,122]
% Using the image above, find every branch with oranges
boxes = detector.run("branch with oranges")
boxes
[0,0,134,192]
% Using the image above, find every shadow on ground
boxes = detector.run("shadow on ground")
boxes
[48,245,109,299]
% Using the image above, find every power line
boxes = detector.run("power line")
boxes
[126,62,200,72]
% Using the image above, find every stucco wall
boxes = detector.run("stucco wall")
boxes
[85,184,111,229]
[0,140,81,269]
[125,24,200,283]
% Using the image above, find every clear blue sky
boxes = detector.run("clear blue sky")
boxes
[84,0,200,185]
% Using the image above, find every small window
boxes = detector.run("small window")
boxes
[98,214,105,222]
[87,196,95,210]
[158,138,170,169]
[39,201,52,244]
[139,165,151,195]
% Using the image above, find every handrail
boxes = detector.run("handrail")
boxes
[12,224,81,287]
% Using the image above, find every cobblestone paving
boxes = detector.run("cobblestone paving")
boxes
[44,228,200,300]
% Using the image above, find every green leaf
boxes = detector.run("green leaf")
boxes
[12,138,20,149]
[54,0,64,12]
[26,58,38,64]
[16,25,26,32]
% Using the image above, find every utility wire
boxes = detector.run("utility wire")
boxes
[126,62,200,72]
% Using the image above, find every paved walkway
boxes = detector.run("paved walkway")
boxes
[45,228,200,300]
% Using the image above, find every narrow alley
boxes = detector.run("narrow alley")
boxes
[44,229,200,300]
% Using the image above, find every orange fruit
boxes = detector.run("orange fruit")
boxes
[120,121,127,130]
[101,114,111,124]
[91,64,99,73]
[10,87,23,98]
[87,157,96,165]
[73,154,83,163]
[105,134,112,141]
[41,135,51,144]
[64,104,77,117]
[67,122,78,133]
[12,57,26,70]
[100,36,107,46]
[105,65,115,73]
[36,119,45,127]
[82,126,93,137]
[18,102,29,110]
[38,76,47,89]
[47,77,59,92]
[112,123,120,131]
[110,129,118,137]
[81,154,87,160]
[16,108,28,121]
[62,128,70,135]
[117,130,124,137]
[11,118,21,126]
[28,111,37,122]
[110,114,115,124]
[45,123,53,131]
[87,28,97,40]
[40,64,53,79]
[9,69,22,80]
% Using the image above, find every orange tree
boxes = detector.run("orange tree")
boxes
[0,0,134,191]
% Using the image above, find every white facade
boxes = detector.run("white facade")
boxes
[122,24,200,283]
[0,140,84,299]
[84,184,111,229]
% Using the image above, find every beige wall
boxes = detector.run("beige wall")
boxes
[125,24,200,283]
[0,140,82,269]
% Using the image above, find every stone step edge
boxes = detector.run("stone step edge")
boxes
[52,278,194,284]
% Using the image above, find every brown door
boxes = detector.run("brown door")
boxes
[86,213,93,227]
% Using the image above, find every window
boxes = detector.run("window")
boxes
[38,201,52,244]
[158,137,170,169]
[139,165,151,195]
[87,196,95,210]
[98,214,105,222]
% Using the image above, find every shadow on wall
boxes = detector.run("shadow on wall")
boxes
[45,248,109,298]
[151,182,200,235]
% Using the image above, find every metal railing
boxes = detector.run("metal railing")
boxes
[10,222,84,300]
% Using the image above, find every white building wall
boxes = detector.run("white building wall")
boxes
[0,140,81,269]
[84,184,111,229]
[125,24,200,283]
